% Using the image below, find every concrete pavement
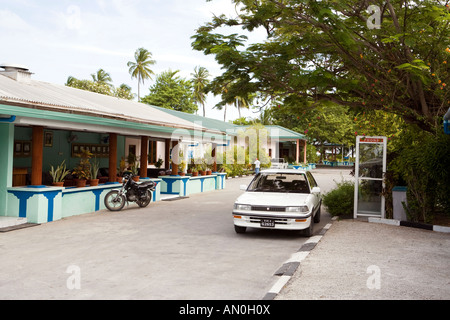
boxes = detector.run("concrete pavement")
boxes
[274,218,450,300]
[2,168,449,300]
[0,175,322,300]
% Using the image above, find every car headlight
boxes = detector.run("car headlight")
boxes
[286,206,309,213]
[234,204,251,211]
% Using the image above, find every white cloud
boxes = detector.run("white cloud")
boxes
[65,5,83,30]
[52,43,131,58]
[0,0,265,121]
[0,9,31,31]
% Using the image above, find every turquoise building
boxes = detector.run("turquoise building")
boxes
[0,64,226,225]
[0,64,306,226]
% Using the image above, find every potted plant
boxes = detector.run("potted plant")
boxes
[73,150,92,187]
[179,159,187,176]
[203,150,213,175]
[155,157,164,169]
[206,162,213,175]
[89,158,100,186]
[128,153,140,181]
[130,164,140,181]
[49,160,70,187]
[189,160,198,176]
[199,159,207,176]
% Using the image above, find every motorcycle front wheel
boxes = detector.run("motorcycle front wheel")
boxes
[136,190,152,208]
[104,190,126,211]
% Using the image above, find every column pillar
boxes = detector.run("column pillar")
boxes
[303,140,307,164]
[109,133,117,182]
[164,138,171,170]
[0,123,14,216]
[140,136,148,178]
[296,139,300,164]
[171,140,178,176]
[31,126,44,186]
[212,143,217,172]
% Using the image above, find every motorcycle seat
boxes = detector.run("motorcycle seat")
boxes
[138,181,155,188]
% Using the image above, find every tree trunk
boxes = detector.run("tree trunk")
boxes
[138,81,141,102]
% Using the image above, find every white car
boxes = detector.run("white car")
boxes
[233,169,321,236]
[270,158,288,169]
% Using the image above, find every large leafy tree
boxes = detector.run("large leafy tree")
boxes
[273,100,355,146]
[141,70,198,113]
[192,0,450,133]
[191,66,211,116]
[127,48,156,102]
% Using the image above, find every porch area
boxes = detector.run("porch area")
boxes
[0,69,226,225]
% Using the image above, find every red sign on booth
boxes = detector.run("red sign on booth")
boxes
[359,137,384,143]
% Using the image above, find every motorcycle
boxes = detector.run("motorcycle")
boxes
[104,173,156,211]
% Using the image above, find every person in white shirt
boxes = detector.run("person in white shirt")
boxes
[254,158,261,175]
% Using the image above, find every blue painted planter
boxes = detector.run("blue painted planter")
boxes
[6,178,162,224]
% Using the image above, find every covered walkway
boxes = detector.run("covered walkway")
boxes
[0,65,226,224]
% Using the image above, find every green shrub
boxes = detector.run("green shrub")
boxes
[322,180,354,217]
[389,126,450,221]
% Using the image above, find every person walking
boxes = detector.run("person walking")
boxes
[254,158,261,175]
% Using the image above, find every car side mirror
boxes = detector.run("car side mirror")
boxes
[240,185,248,191]
[311,187,320,193]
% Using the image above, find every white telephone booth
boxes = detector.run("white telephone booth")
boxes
[354,136,387,219]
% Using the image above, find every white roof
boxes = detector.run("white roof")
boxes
[0,74,219,134]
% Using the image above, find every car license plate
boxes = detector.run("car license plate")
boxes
[261,219,275,228]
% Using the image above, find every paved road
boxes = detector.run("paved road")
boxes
[277,219,450,300]
[0,169,350,300]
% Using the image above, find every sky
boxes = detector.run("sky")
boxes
[0,0,267,122]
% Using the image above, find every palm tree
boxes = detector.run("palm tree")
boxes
[234,95,251,119]
[191,66,210,117]
[91,69,113,87]
[65,76,77,86]
[211,82,232,122]
[127,48,156,102]
[255,108,273,125]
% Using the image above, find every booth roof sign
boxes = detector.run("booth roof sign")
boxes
[359,137,385,143]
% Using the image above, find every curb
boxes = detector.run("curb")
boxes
[0,223,40,233]
[262,218,336,300]
[226,174,254,179]
[368,217,450,233]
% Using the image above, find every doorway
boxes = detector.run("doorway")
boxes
[353,136,387,218]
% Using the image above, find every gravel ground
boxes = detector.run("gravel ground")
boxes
[276,219,450,300]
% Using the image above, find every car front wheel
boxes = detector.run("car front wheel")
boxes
[314,205,321,223]
[302,219,314,237]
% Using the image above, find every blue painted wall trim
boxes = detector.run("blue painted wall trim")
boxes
[163,178,176,194]
[91,189,104,211]
[43,191,59,222]
[8,190,35,218]
[0,115,16,123]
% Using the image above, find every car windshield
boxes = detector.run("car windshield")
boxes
[247,173,310,193]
